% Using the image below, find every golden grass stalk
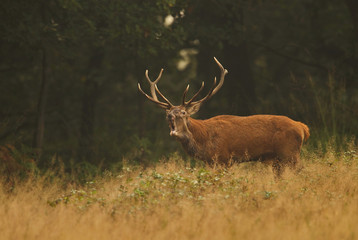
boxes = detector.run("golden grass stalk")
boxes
[0,149,357,240]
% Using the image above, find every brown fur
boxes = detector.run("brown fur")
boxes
[173,114,309,177]
[138,57,309,177]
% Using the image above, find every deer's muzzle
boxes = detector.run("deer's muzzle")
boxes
[168,115,178,136]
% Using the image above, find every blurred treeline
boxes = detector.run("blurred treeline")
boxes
[0,0,357,171]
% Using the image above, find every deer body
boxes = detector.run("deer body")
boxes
[138,57,310,177]
[176,115,309,166]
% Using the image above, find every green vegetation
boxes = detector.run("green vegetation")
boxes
[1,146,358,239]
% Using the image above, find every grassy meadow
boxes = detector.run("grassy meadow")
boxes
[1,145,358,240]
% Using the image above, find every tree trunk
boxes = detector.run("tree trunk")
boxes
[78,49,103,164]
[33,48,50,159]
[78,79,98,163]
[137,84,145,138]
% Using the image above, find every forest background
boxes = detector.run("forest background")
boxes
[1,0,358,175]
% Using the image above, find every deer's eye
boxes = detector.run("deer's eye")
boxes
[181,111,186,115]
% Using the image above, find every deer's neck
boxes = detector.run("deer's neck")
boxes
[177,118,209,159]
[187,118,209,143]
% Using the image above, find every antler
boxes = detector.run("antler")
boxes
[145,69,162,101]
[182,57,228,106]
[138,69,174,109]
[181,82,205,105]
[139,57,227,109]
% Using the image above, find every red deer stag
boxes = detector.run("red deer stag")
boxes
[138,57,309,177]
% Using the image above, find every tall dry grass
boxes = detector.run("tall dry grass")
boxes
[1,147,357,240]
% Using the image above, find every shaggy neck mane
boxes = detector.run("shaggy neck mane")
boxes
[175,117,208,158]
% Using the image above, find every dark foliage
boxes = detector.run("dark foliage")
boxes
[0,0,357,172]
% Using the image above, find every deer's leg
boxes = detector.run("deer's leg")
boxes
[287,152,303,173]
[278,136,304,174]
[272,158,284,179]
[273,130,304,176]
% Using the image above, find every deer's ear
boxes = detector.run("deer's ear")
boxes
[186,103,201,115]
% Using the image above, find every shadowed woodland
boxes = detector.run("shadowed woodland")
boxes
[1,0,358,174]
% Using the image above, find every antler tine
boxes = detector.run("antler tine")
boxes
[185,81,205,105]
[190,77,217,105]
[212,57,228,96]
[144,68,173,107]
[138,68,172,109]
[182,84,190,105]
[137,83,169,109]
[186,57,228,106]
[154,85,174,107]
[145,68,164,101]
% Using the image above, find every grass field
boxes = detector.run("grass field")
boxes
[1,146,358,240]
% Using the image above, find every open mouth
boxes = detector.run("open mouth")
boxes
[168,118,178,136]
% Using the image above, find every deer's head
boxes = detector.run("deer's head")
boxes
[138,57,228,139]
